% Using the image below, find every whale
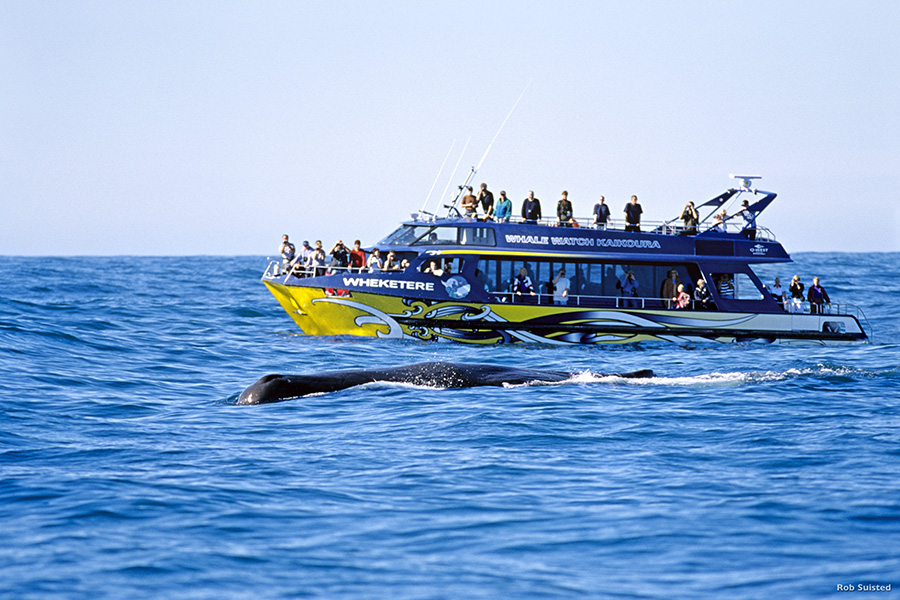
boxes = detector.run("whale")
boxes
[237,361,654,405]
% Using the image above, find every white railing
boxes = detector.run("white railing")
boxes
[447,215,775,241]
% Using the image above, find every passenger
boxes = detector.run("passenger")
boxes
[771,277,786,307]
[660,269,682,304]
[512,267,536,299]
[306,243,326,277]
[424,259,444,277]
[461,186,478,218]
[556,191,574,227]
[788,275,804,313]
[680,201,699,235]
[694,278,713,309]
[478,183,494,219]
[349,240,366,273]
[552,268,570,305]
[807,276,831,314]
[521,191,542,224]
[712,210,727,232]
[298,240,313,265]
[673,284,691,309]
[494,191,513,222]
[383,250,400,271]
[736,199,757,240]
[279,234,296,272]
[366,248,383,272]
[624,195,642,232]
[617,270,639,307]
[329,240,350,272]
[715,273,735,298]
[592,196,612,229]
[400,258,410,270]
[443,259,453,274]
[290,259,306,278]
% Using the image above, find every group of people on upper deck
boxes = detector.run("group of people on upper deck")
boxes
[458,184,759,238]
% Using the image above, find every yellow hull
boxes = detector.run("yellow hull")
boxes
[263,280,865,345]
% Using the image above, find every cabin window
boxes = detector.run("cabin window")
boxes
[459,227,496,246]
[710,272,764,300]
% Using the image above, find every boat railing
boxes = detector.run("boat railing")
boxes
[456,215,775,241]
[264,260,395,282]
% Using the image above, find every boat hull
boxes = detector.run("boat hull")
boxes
[264,280,867,345]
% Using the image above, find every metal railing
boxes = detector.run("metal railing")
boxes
[443,214,775,241]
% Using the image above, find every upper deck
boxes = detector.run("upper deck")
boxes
[375,213,790,266]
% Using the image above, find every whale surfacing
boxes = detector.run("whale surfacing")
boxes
[237,361,654,405]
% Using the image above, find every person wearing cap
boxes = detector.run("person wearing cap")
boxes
[736,199,757,240]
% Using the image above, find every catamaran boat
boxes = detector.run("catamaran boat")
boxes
[260,176,870,345]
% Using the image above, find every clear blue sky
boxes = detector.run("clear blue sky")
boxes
[2,1,898,255]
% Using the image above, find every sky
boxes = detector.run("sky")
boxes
[2,0,898,255]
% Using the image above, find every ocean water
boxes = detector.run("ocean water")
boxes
[1,253,898,599]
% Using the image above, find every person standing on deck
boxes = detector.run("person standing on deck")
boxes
[478,183,494,220]
[522,191,542,224]
[624,195,642,232]
[556,191,574,227]
[592,196,612,229]
[493,191,512,222]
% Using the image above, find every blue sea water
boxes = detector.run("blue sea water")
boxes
[1,253,898,599]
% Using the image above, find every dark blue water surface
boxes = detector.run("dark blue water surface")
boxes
[1,254,898,599]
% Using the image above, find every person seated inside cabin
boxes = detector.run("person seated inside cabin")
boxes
[680,201,699,235]
[512,267,536,300]
[673,284,691,309]
[714,273,735,298]
[461,186,478,218]
[493,191,512,222]
[383,250,400,271]
[423,259,444,277]
[694,278,713,309]
[556,191,574,227]
[442,259,453,274]
[660,269,682,306]
[400,258,410,270]
[616,270,639,307]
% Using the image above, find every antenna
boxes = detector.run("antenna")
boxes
[418,139,456,218]
[475,79,532,172]
[442,81,532,217]
[438,137,470,216]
